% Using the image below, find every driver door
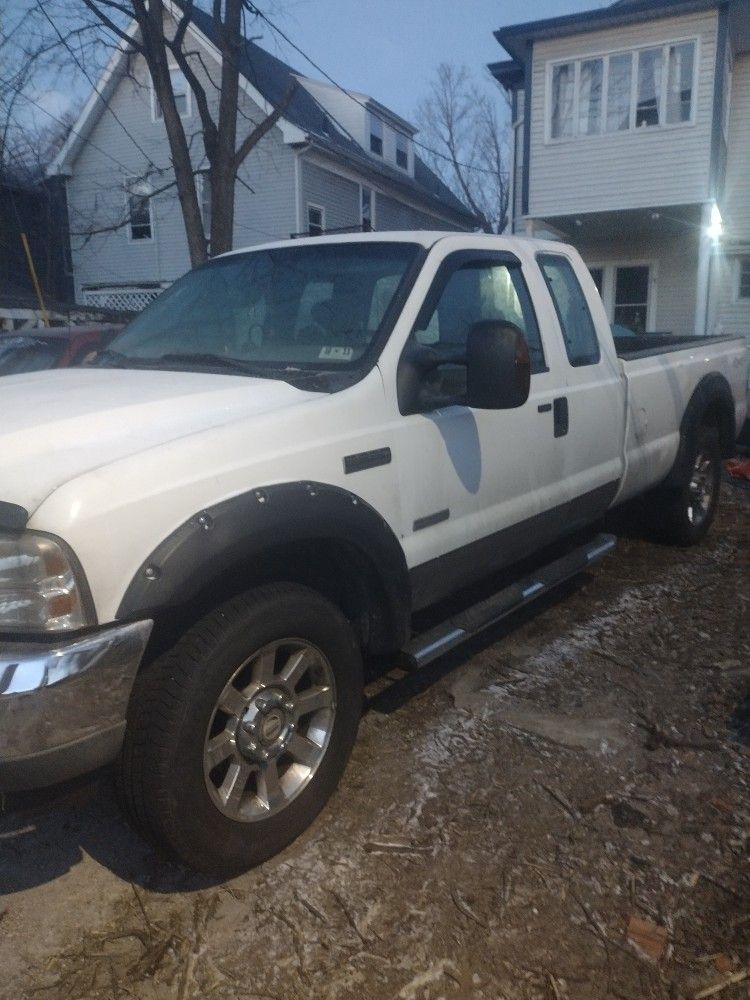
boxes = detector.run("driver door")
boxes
[393,251,569,609]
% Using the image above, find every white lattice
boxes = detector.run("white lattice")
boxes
[82,287,163,312]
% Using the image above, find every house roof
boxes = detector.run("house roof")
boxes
[185,6,475,223]
[492,0,719,65]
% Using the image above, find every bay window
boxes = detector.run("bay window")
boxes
[579,59,603,135]
[548,39,696,141]
[666,42,695,124]
[636,48,663,127]
[551,62,575,139]
[606,53,632,132]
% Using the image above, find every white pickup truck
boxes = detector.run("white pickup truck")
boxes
[1,233,747,874]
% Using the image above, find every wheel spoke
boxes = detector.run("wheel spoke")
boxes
[251,647,277,685]
[218,683,248,719]
[287,732,321,768]
[205,729,235,770]
[218,760,252,814]
[257,760,285,811]
[295,685,333,718]
[279,648,315,689]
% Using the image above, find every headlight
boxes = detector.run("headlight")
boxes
[0,533,93,632]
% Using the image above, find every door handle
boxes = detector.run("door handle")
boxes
[553,397,569,437]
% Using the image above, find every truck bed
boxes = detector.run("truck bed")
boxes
[613,333,742,361]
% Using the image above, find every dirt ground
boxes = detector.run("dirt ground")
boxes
[1,480,748,1000]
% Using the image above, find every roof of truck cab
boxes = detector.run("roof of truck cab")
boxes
[219,231,573,257]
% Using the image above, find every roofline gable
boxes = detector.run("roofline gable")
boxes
[48,1,305,176]
[494,0,719,63]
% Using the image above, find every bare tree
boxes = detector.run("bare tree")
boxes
[61,0,294,265]
[415,64,510,234]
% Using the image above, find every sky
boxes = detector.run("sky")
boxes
[15,0,613,134]
[262,0,611,122]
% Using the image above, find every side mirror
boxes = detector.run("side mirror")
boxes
[466,320,531,409]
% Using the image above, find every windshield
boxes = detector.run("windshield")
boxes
[105,241,420,376]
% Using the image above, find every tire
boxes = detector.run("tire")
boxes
[645,424,722,546]
[117,583,363,875]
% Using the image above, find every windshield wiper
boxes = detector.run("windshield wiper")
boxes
[155,352,262,374]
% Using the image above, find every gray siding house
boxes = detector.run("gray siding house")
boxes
[50,4,475,312]
[491,0,750,347]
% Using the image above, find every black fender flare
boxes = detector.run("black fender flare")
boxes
[662,373,736,489]
[117,481,411,650]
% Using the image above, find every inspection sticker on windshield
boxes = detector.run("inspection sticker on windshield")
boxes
[318,346,354,361]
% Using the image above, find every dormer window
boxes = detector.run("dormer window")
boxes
[395,132,408,170]
[369,115,383,156]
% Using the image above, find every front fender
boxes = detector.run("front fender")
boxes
[116,480,411,646]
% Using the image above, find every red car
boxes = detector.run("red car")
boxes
[0,324,123,376]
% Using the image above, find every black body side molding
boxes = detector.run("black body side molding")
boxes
[117,481,412,651]
[0,502,29,531]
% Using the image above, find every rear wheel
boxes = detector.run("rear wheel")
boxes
[646,425,722,546]
[117,583,363,875]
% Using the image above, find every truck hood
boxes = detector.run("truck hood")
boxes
[0,367,317,518]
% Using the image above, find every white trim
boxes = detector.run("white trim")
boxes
[306,202,325,235]
[48,19,142,176]
[48,4,305,177]
[150,65,192,123]
[544,35,700,145]
[165,0,306,145]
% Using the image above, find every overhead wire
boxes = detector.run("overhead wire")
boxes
[245,2,500,178]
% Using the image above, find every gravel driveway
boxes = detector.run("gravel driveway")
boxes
[1,482,748,1000]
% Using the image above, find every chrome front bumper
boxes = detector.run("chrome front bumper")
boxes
[0,620,152,791]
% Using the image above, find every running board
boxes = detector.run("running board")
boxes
[402,532,617,669]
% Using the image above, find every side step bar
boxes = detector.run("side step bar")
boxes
[402,532,617,669]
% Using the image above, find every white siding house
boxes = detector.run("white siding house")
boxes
[51,5,475,311]
[491,0,750,350]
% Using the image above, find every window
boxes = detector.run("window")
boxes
[579,58,603,135]
[127,178,152,241]
[636,47,663,127]
[369,114,383,156]
[538,254,600,367]
[548,40,696,141]
[414,259,546,377]
[395,132,408,170]
[739,258,750,300]
[606,53,633,132]
[666,42,695,124]
[551,62,575,139]
[614,266,649,333]
[307,204,324,236]
[361,187,373,231]
[199,171,211,241]
[154,68,190,119]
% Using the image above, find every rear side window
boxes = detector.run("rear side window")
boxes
[538,254,601,367]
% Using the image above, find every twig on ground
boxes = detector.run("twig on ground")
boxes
[693,969,749,998]
[536,781,581,821]
[450,888,487,928]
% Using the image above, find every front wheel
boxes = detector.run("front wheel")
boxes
[117,583,363,875]
[645,425,722,546]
